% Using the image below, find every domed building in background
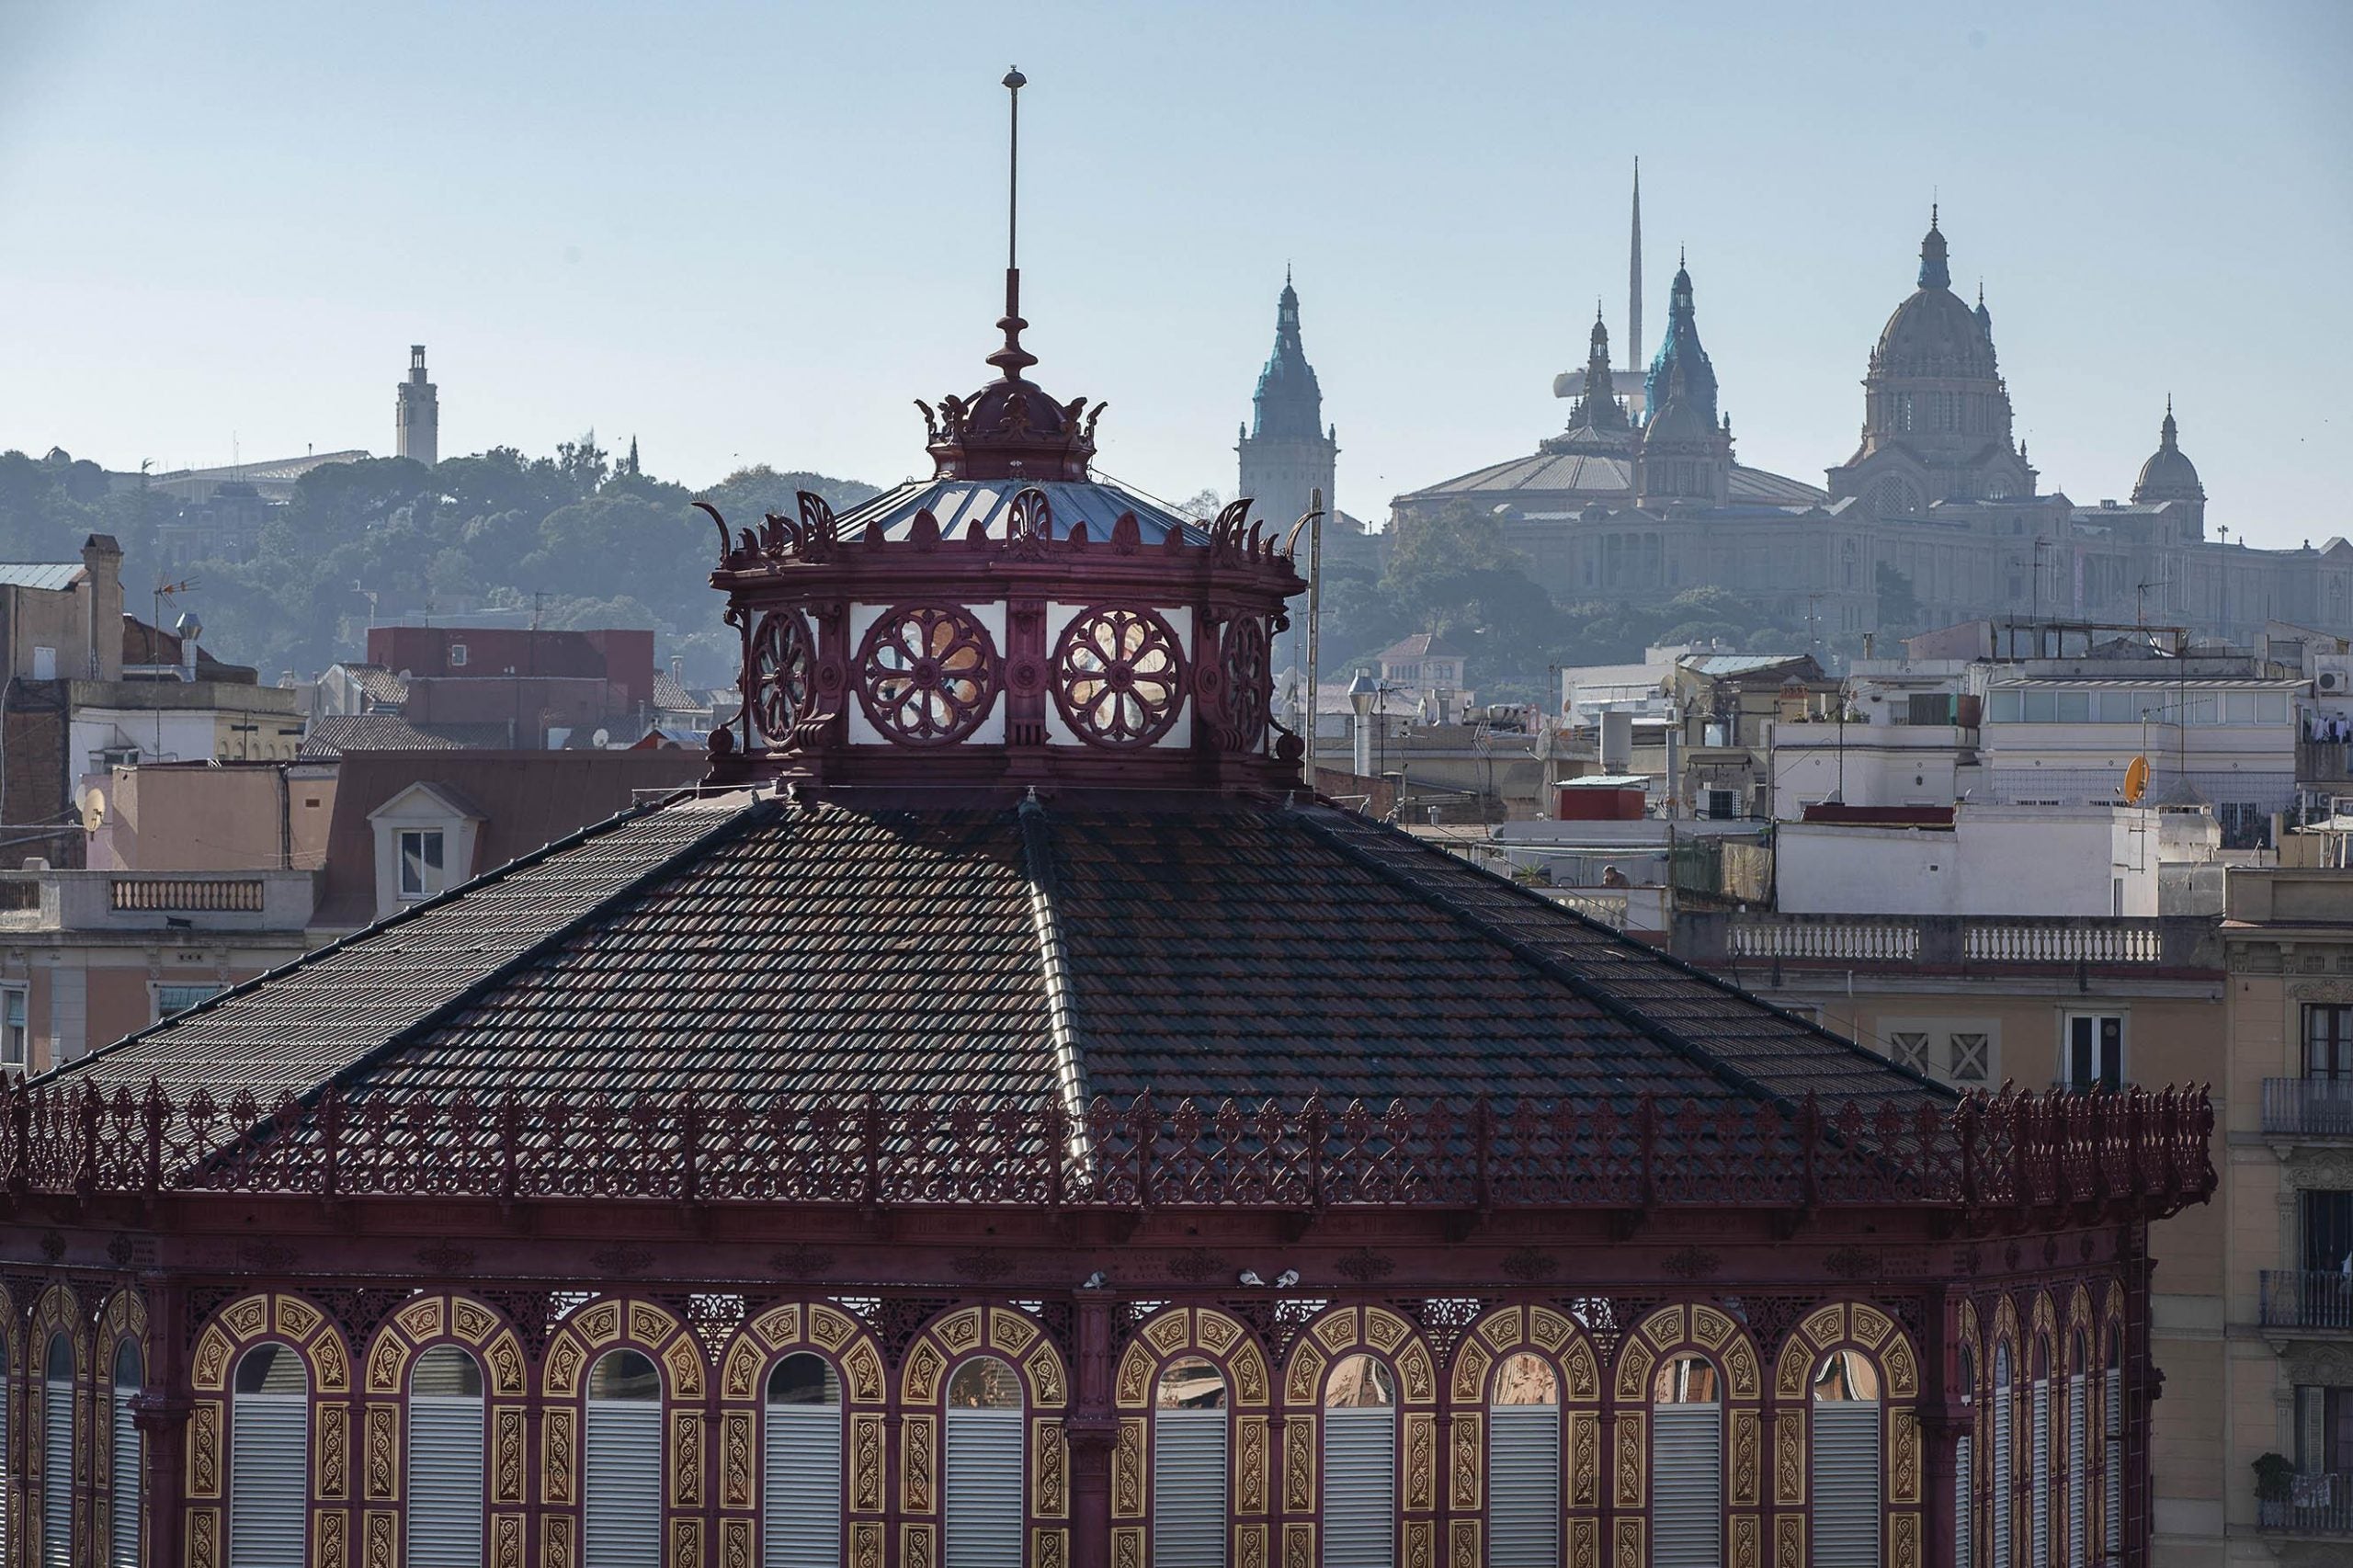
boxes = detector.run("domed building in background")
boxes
[0,86,2209,1568]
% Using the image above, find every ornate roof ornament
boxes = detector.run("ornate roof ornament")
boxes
[1642,254,1719,432]
[2131,395,2206,504]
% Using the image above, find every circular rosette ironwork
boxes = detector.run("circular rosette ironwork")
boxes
[1220,615,1270,752]
[1051,606,1187,747]
[747,609,816,745]
[854,604,1002,745]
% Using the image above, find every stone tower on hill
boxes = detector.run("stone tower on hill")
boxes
[1236,273,1337,676]
[396,344,439,467]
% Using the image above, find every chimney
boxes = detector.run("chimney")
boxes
[80,534,123,680]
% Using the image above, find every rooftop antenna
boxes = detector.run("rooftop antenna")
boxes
[988,66,1036,380]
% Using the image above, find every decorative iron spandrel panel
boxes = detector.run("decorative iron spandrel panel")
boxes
[1613,1411,1644,1507]
[1111,1525,1143,1566]
[361,1508,393,1568]
[1449,1410,1481,1509]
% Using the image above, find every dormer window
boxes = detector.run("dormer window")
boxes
[449,643,469,668]
[399,829,445,899]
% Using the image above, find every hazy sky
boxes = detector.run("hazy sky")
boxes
[2,1,2347,547]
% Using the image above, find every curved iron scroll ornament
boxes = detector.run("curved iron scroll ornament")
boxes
[748,610,816,744]
[1220,616,1271,752]
[855,605,1002,745]
[1051,607,1185,747]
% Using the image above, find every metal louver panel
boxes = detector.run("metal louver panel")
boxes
[1956,1432,1972,1568]
[1152,1409,1228,1568]
[583,1402,662,1568]
[1321,1408,1395,1568]
[763,1407,842,1568]
[1811,1403,1881,1568]
[408,1396,485,1567]
[1650,1404,1722,1568]
[0,1375,10,1568]
[1992,1389,2014,1568]
[2067,1377,2086,1568]
[1486,1405,1560,1568]
[2030,1381,2052,1568]
[229,1394,309,1568]
[2102,1376,2121,1566]
[942,1407,1024,1568]
[112,1388,141,1568]
[43,1378,70,1568]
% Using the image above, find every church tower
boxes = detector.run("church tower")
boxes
[396,344,439,468]
[1633,258,1732,507]
[1236,273,1337,675]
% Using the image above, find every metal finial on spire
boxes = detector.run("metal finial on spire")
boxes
[988,66,1037,380]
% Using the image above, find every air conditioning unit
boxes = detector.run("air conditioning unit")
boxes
[2319,655,2352,693]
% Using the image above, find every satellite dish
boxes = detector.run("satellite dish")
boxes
[81,790,106,834]
[592,728,611,749]
[2122,756,2151,805]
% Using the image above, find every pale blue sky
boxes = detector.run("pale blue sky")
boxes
[1,1,2347,547]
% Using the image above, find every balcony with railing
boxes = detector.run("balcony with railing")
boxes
[2260,1472,2353,1538]
[2258,1270,2353,1332]
[0,869,315,934]
[1675,912,2221,973]
[2262,1078,2353,1139]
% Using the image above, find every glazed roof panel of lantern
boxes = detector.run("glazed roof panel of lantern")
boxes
[833,475,1207,546]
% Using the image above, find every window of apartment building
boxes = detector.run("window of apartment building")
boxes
[2308,1006,2353,1079]
[2295,1386,2353,1476]
[0,988,24,1068]
[449,642,469,667]
[29,646,55,680]
[2302,1191,2353,1275]
[1887,1032,1930,1074]
[2063,1015,2124,1092]
[399,828,446,900]
[154,983,224,1021]
[1949,1032,1990,1083]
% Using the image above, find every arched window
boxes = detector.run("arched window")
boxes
[585,1349,663,1568]
[765,1354,842,1568]
[1651,1354,1722,1568]
[2067,1333,2087,1568]
[1956,1347,1975,1568]
[1487,1352,1559,1568]
[43,1334,72,1568]
[1153,1357,1227,1568]
[2030,1345,2052,1568]
[944,1356,1024,1567]
[407,1347,484,1567]
[1992,1346,2014,1568]
[111,1340,142,1568]
[1321,1354,1396,1568]
[1810,1349,1881,1568]
[230,1345,310,1568]
[2101,1341,2121,1567]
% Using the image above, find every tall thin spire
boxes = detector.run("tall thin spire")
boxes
[1628,157,1643,376]
[988,66,1036,380]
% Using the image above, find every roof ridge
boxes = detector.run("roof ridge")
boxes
[1288,804,1948,1109]
[50,784,733,1085]
[1017,797,1092,1147]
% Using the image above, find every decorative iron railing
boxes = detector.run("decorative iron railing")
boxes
[2258,1269,2353,1331]
[2260,1473,2353,1536]
[0,1081,2214,1215]
[2261,1078,2353,1139]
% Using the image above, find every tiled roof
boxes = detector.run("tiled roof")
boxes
[0,563,85,591]
[300,713,464,758]
[1381,632,1465,660]
[652,673,708,712]
[57,794,1944,1122]
[337,664,412,708]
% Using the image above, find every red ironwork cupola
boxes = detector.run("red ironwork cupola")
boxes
[701,71,1305,795]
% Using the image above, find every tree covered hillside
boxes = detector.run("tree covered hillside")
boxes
[0,440,877,688]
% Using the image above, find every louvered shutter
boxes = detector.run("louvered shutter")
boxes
[111,1385,141,1568]
[1650,1404,1722,1568]
[0,1373,10,1568]
[583,1401,662,1568]
[407,1395,484,1567]
[1955,1431,1972,1568]
[1152,1409,1227,1568]
[229,1393,309,1568]
[1812,1402,1881,1567]
[42,1375,70,1568]
[942,1407,1024,1568]
[1991,1386,2013,1568]
[2030,1381,2051,1568]
[1320,1407,1395,1568]
[2101,1376,2121,1566]
[2066,1377,2086,1567]
[1486,1404,1559,1568]
[763,1406,841,1568]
